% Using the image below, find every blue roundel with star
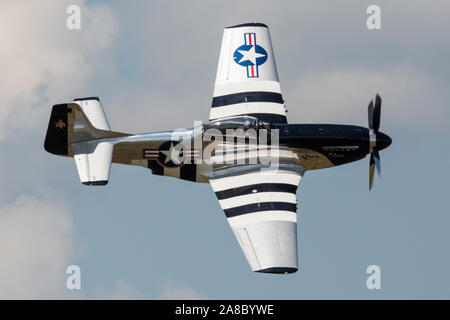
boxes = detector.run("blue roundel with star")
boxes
[233,44,268,67]
[232,33,268,78]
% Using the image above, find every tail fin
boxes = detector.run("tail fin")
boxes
[73,97,110,131]
[44,98,129,186]
[44,103,70,156]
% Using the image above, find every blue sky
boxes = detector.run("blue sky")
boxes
[0,0,449,299]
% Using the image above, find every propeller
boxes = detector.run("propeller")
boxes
[367,94,390,190]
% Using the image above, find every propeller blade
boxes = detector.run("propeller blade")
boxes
[373,149,381,178]
[368,100,374,130]
[368,94,385,190]
[369,153,375,190]
[373,94,381,132]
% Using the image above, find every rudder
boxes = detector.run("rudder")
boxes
[44,104,70,156]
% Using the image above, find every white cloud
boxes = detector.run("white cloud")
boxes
[157,282,206,300]
[92,280,206,300]
[101,1,450,134]
[285,66,449,129]
[0,0,115,140]
[0,195,77,299]
[2,0,449,136]
[93,279,141,300]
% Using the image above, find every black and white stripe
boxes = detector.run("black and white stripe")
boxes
[209,91,287,124]
[215,183,298,200]
[211,91,283,108]
[209,165,303,225]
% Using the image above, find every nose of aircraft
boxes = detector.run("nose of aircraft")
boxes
[376,132,392,151]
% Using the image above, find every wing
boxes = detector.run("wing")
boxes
[210,23,287,124]
[209,164,304,274]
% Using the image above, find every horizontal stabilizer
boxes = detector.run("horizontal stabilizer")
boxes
[73,141,113,186]
[44,99,130,186]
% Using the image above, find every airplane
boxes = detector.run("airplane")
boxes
[44,22,391,274]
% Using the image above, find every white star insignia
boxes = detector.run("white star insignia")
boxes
[161,143,183,164]
[236,45,266,65]
[161,143,178,164]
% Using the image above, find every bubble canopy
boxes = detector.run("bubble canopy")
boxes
[202,116,270,132]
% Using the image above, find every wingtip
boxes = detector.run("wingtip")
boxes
[73,96,100,102]
[255,267,298,274]
[225,22,268,29]
[82,180,108,186]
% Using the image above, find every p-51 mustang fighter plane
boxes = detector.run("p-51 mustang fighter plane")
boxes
[44,23,391,274]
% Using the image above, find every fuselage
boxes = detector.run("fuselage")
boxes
[111,117,391,183]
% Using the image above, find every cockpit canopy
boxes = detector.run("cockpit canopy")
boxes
[202,116,270,133]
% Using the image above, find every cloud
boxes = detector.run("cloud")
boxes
[157,282,206,300]
[0,195,77,299]
[0,0,115,140]
[2,0,450,136]
[92,280,205,300]
[99,1,450,134]
[93,279,142,300]
[285,66,449,129]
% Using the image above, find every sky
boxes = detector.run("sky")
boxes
[0,0,449,299]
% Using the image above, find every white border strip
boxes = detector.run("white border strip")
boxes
[213,80,282,97]
[219,192,297,209]
[227,210,297,227]
[210,170,302,191]
[209,102,285,120]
